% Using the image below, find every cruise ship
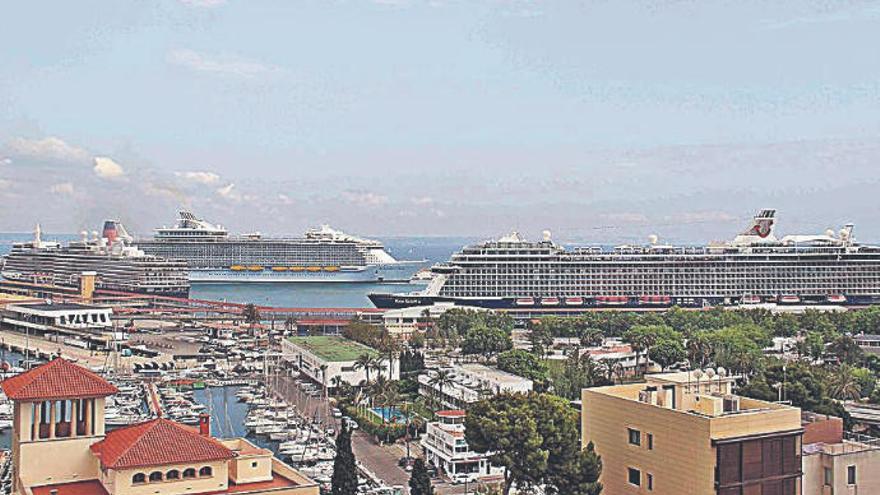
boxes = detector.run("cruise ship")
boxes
[369,209,880,309]
[137,211,424,283]
[1,224,190,298]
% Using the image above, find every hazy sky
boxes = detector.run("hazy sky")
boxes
[1,1,879,243]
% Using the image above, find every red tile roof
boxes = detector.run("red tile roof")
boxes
[436,410,466,417]
[1,358,118,401]
[90,418,235,469]
[31,480,110,495]
[204,474,299,494]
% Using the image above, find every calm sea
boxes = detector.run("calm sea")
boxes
[0,233,470,307]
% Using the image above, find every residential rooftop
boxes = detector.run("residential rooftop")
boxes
[286,335,379,362]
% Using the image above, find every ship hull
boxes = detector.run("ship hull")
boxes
[188,262,423,283]
[368,293,880,310]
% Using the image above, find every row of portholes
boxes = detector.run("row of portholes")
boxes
[132,466,212,484]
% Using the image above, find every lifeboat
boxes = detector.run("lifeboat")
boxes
[564,297,584,306]
[826,294,847,304]
[779,295,801,304]
[596,296,629,306]
[230,265,246,271]
[639,295,672,306]
[541,297,560,306]
[515,297,536,306]
[290,266,305,272]
[271,266,288,272]
[741,295,761,305]
[306,266,322,272]
[247,266,263,271]
[323,266,339,272]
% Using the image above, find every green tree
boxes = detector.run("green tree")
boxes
[496,349,549,383]
[466,393,602,495]
[528,321,555,359]
[353,353,376,385]
[428,369,455,409]
[408,458,434,495]
[242,303,261,324]
[650,338,686,371]
[827,364,862,401]
[829,335,864,365]
[330,423,358,495]
[466,394,549,495]
[461,325,513,359]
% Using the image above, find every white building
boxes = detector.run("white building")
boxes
[418,363,532,410]
[382,303,488,341]
[4,302,113,330]
[281,336,399,387]
[421,410,504,484]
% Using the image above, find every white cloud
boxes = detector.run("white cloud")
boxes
[175,171,220,185]
[6,136,90,164]
[50,182,75,195]
[1,157,11,165]
[342,190,388,207]
[179,0,226,7]
[93,157,125,179]
[411,196,434,206]
[168,49,279,79]
[216,183,241,201]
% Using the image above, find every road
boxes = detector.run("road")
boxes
[268,373,494,494]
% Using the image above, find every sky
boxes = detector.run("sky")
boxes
[1,0,879,243]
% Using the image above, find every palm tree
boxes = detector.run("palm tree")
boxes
[428,369,455,410]
[828,364,862,401]
[381,387,402,425]
[319,364,329,399]
[354,353,374,385]
[368,357,385,383]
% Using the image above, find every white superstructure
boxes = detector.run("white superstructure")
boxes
[137,211,423,283]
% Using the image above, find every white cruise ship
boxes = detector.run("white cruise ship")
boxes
[370,209,880,309]
[1,224,190,298]
[137,211,423,283]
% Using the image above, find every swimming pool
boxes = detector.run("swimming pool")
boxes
[370,406,409,423]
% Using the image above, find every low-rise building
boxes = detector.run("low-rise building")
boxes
[421,410,503,484]
[419,363,532,410]
[2,357,318,495]
[281,335,398,386]
[853,334,880,355]
[582,370,803,495]
[801,412,880,494]
[383,303,487,341]
[3,302,113,330]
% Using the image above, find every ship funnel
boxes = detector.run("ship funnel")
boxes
[741,209,775,239]
[648,234,658,245]
[542,230,552,242]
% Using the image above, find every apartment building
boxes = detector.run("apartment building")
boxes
[421,410,504,484]
[419,363,532,410]
[582,370,803,495]
[282,335,398,386]
[801,412,880,494]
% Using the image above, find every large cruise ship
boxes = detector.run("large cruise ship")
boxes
[369,209,880,309]
[1,224,190,298]
[137,211,423,283]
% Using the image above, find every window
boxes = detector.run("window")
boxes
[628,428,641,446]
[149,472,163,482]
[132,473,146,484]
[647,473,653,490]
[166,470,180,480]
[824,467,833,485]
[251,461,258,468]
[199,466,213,477]
[647,433,654,450]
[183,468,196,479]
[848,465,856,485]
[628,467,641,486]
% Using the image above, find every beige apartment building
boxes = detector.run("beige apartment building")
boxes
[582,371,803,495]
[2,357,319,495]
